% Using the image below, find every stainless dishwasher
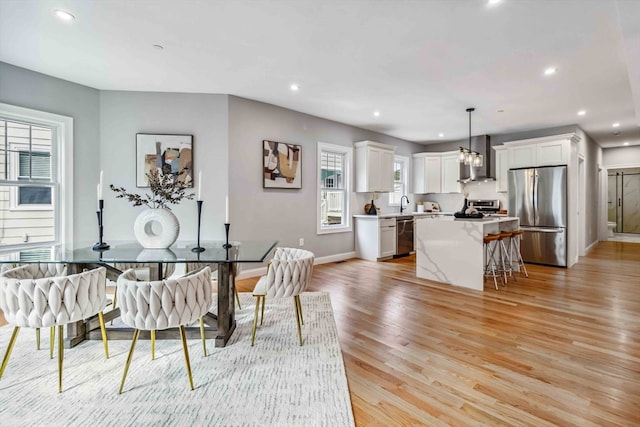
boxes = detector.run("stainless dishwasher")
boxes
[395,216,414,257]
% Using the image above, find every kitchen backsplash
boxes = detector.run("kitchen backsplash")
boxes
[354,181,506,216]
[416,181,507,213]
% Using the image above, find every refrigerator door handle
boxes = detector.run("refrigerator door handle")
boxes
[533,170,538,224]
[521,226,564,233]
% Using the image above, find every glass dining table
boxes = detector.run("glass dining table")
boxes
[0,240,278,347]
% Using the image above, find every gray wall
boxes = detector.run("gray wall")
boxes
[228,96,424,258]
[0,62,100,242]
[576,128,601,247]
[603,146,640,167]
[100,91,229,241]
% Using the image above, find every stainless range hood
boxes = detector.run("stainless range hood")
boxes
[459,135,495,183]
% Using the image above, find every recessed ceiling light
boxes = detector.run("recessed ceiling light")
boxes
[438,133,444,138]
[612,122,620,128]
[577,110,586,116]
[487,0,502,5]
[544,67,557,76]
[290,84,300,92]
[373,111,380,117]
[623,142,630,146]
[152,44,164,50]
[54,10,76,22]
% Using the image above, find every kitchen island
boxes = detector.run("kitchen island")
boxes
[415,215,519,291]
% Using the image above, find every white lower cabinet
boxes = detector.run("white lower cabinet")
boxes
[355,217,396,261]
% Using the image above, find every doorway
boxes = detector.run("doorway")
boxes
[608,168,640,234]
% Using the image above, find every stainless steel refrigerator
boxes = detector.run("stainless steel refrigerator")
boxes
[508,165,567,267]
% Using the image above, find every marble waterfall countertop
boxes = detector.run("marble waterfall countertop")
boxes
[352,212,455,219]
[415,215,519,291]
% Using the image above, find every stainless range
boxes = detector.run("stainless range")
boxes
[467,199,500,213]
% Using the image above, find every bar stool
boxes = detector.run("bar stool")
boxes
[508,229,529,278]
[483,234,502,290]
[499,231,514,283]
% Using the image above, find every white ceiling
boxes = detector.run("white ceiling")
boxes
[1,0,639,148]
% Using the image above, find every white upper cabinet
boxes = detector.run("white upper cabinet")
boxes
[441,152,461,193]
[504,133,578,170]
[412,151,460,194]
[537,140,569,166]
[508,144,537,169]
[493,145,508,193]
[354,141,397,192]
[413,153,441,194]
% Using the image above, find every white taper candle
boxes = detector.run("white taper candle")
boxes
[98,170,103,200]
[225,196,229,223]
[197,170,202,200]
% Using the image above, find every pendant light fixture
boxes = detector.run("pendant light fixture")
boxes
[458,107,482,167]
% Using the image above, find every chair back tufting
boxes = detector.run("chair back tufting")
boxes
[257,248,314,298]
[0,266,107,328]
[116,266,212,331]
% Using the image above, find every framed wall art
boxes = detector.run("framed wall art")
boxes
[263,140,302,189]
[136,133,193,187]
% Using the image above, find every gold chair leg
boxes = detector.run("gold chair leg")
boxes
[0,327,20,379]
[36,328,40,350]
[199,317,207,357]
[57,325,63,393]
[151,330,156,360]
[235,289,242,310]
[110,288,117,325]
[98,311,109,359]
[295,295,304,325]
[50,327,55,359]
[260,295,266,326]
[179,325,194,390]
[293,297,303,346]
[251,296,261,346]
[119,329,140,394]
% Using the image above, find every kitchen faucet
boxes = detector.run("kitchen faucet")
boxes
[400,195,410,214]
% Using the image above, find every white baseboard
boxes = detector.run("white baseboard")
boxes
[585,240,598,254]
[235,251,356,280]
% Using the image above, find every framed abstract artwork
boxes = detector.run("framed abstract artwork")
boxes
[263,140,302,189]
[136,133,193,187]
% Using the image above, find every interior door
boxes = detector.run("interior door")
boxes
[622,172,640,233]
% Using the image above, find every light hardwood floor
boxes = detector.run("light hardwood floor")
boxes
[2,242,638,425]
[238,241,639,426]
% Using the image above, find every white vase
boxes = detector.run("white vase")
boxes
[133,208,180,249]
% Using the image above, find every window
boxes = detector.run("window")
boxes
[389,156,409,205]
[317,142,352,234]
[0,103,74,248]
[18,149,53,206]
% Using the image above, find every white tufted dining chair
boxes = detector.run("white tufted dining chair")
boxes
[1,263,69,355]
[109,263,176,313]
[251,248,315,346]
[116,266,213,393]
[0,265,110,393]
[185,262,242,309]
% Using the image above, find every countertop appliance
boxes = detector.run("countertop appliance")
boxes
[423,201,440,212]
[508,165,567,267]
[467,199,500,213]
[396,216,414,257]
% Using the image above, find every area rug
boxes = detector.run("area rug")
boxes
[0,292,355,427]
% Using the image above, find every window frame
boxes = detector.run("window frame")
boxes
[0,103,74,248]
[389,155,409,206]
[9,146,54,211]
[317,141,352,235]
